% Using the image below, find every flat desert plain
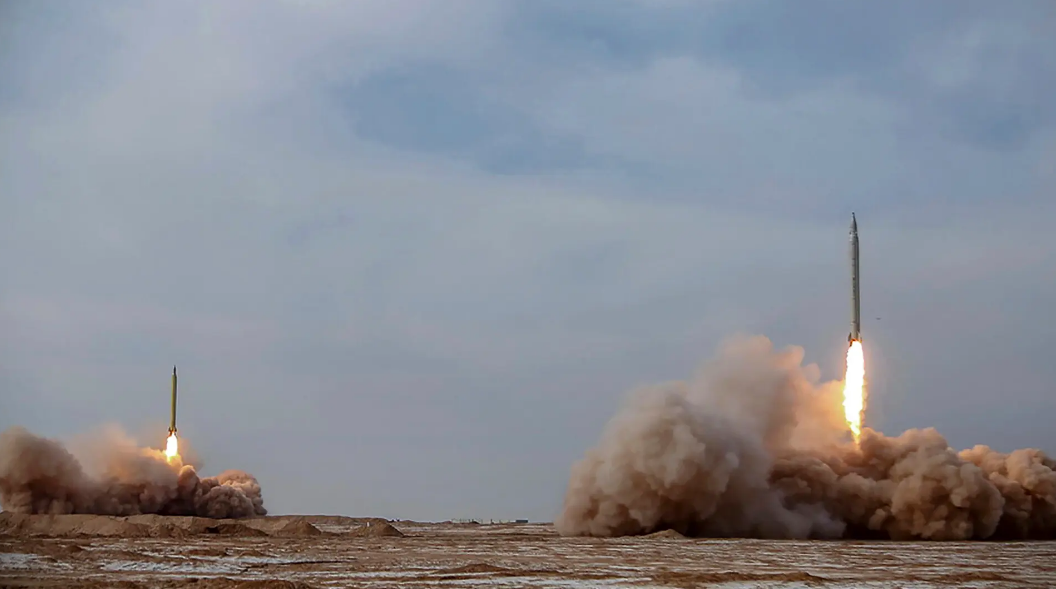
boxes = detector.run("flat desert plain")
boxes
[1,514,1054,588]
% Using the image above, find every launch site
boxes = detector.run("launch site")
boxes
[2,1,1055,588]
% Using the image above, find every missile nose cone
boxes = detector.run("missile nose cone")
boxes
[851,213,858,233]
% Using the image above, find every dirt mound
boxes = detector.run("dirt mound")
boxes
[347,521,404,537]
[0,513,274,538]
[0,512,407,539]
[126,515,251,538]
[79,518,152,537]
[274,519,325,537]
[168,516,260,536]
[234,517,286,535]
[202,522,268,537]
[281,515,360,526]
[0,513,58,535]
[643,529,686,539]
[197,514,393,533]
[148,522,190,539]
[0,513,151,537]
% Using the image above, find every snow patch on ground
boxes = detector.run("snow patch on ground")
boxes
[100,559,245,574]
[0,553,44,570]
[0,552,74,571]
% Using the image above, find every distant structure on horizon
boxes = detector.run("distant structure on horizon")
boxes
[451,518,531,525]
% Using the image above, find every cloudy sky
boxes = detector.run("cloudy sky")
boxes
[2,0,1054,521]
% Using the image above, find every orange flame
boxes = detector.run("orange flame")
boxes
[843,340,866,441]
[164,433,179,462]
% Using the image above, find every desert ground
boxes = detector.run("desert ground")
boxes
[1,514,1054,588]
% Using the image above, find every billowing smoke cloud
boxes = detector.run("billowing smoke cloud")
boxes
[0,425,266,518]
[556,335,1056,540]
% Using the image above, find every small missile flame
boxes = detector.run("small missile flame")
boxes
[164,433,179,461]
[843,340,866,441]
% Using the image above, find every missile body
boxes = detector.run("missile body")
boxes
[169,366,178,435]
[849,213,861,343]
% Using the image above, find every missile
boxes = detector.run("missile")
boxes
[169,365,178,435]
[848,213,861,343]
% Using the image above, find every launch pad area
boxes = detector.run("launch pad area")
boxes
[2,515,1054,588]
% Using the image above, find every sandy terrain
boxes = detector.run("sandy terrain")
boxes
[1,514,1054,588]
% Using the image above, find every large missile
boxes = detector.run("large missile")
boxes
[848,213,861,343]
[169,365,178,435]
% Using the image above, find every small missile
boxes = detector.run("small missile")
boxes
[848,213,861,343]
[169,365,178,435]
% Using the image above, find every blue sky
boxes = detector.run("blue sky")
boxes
[1,0,1054,521]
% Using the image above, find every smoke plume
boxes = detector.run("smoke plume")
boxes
[0,425,266,518]
[556,335,1056,540]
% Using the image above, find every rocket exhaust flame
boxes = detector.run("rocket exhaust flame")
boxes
[842,340,865,440]
[164,433,179,461]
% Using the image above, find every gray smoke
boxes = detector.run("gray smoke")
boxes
[556,335,1056,540]
[0,425,266,518]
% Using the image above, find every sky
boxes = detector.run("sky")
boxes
[1,0,1054,522]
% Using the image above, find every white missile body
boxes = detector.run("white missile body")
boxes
[849,213,861,343]
[169,366,177,435]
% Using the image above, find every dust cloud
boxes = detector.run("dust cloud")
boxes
[556,335,1056,540]
[0,425,266,518]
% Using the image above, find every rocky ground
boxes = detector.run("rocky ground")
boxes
[1,514,1054,588]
